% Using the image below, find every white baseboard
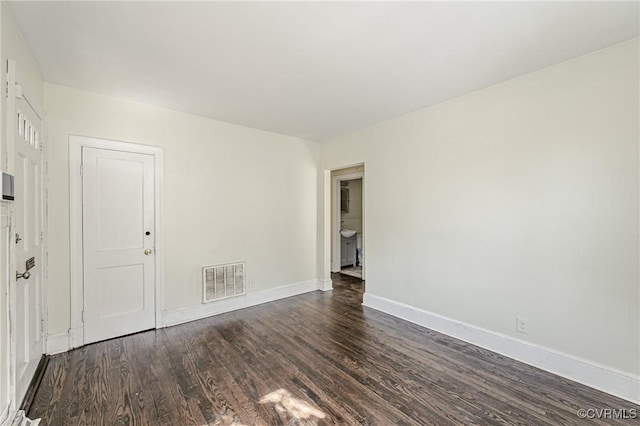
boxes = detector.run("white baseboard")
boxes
[45,332,70,355]
[163,279,323,327]
[44,279,324,353]
[319,279,333,291]
[363,292,640,405]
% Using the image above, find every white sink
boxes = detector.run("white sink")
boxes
[340,229,357,238]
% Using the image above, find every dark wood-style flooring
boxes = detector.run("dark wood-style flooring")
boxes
[29,274,638,425]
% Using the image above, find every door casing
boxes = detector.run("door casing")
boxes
[69,135,164,349]
[331,168,364,277]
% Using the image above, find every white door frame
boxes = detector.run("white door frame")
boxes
[331,169,365,278]
[0,212,12,426]
[69,135,164,348]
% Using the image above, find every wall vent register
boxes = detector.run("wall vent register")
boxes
[203,262,246,302]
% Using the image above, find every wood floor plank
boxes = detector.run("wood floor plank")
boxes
[29,274,639,425]
[269,299,544,425]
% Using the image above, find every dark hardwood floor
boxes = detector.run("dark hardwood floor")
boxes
[30,274,637,425]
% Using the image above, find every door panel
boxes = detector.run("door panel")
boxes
[98,264,145,318]
[96,156,145,250]
[82,148,155,344]
[13,99,44,403]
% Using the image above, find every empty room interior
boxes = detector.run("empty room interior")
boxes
[0,1,639,425]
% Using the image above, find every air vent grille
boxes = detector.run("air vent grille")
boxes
[203,262,246,302]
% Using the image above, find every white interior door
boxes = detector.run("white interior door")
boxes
[82,147,156,344]
[13,98,44,403]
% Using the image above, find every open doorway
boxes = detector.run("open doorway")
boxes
[331,166,364,280]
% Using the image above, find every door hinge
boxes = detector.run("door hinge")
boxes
[80,165,83,177]
[40,318,45,335]
[40,231,44,243]
[81,310,85,322]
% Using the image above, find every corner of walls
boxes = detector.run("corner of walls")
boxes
[317,169,333,284]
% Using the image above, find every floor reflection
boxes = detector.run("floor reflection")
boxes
[260,388,326,425]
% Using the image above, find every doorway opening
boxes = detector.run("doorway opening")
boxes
[331,166,364,281]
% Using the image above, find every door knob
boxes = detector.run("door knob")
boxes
[144,248,152,255]
[16,270,31,280]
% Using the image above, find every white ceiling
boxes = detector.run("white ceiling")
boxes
[7,1,639,142]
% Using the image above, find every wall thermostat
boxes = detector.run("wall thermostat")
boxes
[2,173,14,201]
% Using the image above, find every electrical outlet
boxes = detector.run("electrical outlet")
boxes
[516,317,528,334]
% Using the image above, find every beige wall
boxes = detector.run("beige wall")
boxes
[321,39,640,376]
[45,83,320,335]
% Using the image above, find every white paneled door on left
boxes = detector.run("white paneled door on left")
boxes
[14,96,45,403]
[82,147,156,344]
